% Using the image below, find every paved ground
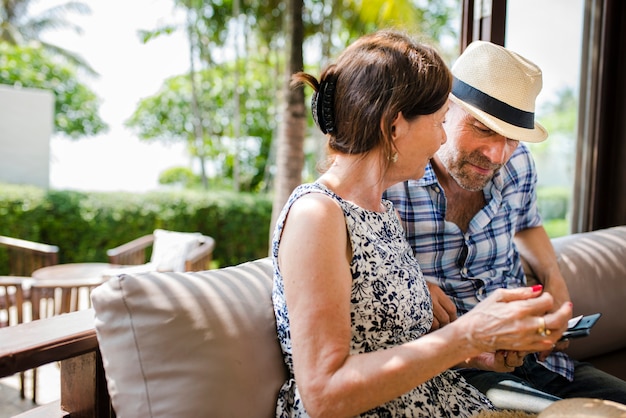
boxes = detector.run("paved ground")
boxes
[0,364,60,417]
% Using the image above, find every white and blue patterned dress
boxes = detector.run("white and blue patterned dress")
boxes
[272,182,494,417]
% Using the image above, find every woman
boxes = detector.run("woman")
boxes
[271,30,572,417]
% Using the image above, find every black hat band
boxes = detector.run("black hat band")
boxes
[451,76,535,129]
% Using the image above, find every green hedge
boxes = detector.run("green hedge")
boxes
[536,186,570,221]
[0,183,272,273]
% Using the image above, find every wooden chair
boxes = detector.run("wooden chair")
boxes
[0,277,25,325]
[12,277,102,406]
[0,276,28,400]
[0,236,59,404]
[0,235,59,277]
[107,230,216,271]
[29,278,103,320]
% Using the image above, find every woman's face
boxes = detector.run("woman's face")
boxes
[392,102,449,181]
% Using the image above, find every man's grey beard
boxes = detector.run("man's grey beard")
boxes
[439,149,502,192]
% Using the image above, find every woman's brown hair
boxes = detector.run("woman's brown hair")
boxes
[292,30,452,168]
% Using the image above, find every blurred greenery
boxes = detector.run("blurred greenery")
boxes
[536,186,570,221]
[126,59,276,192]
[531,87,578,238]
[0,43,107,138]
[543,218,570,238]
[0,183,272,273]
[535,186,571,238]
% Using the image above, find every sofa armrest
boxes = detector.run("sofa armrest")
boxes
[540,226,626,360]
[0,310,113,417]
[0,310,97,377]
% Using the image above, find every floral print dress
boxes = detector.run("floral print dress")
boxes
[271,183,494,417]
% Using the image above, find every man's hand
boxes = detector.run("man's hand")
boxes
[465,351,528,372]
[426,281,457,330]
[537,339,570,361]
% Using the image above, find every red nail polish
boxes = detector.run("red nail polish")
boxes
[531,284,543,292]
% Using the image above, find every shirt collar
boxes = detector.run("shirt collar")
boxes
[412,162,438,187]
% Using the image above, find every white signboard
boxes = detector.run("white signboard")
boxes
[0,85,54,189]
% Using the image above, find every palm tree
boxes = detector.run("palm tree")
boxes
[0,0,96,74]
[269,0,305,237]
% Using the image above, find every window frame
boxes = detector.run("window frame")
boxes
[461,0,626,232]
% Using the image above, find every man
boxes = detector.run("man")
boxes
[384,41,626,412]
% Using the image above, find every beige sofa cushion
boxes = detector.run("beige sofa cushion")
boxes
[526,226,626,361]
[91,257,286,418]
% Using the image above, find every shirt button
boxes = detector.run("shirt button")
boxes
[433,186,441,193]
[461,267,468,275]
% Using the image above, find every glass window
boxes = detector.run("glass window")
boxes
[505,0,584,237]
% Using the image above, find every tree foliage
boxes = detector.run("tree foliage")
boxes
[125,58,276,192]
[130,0,462,196]
[539,87,577,135]
[0,0,96,74]
[0,0,106,139]
[0,42,107,138]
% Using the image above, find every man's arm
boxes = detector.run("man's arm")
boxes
[514,225,571,308]
[514,225,572,358]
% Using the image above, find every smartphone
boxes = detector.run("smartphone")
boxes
[560,313,602,340]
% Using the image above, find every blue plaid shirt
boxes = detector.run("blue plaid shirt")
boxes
[384,143,574,381]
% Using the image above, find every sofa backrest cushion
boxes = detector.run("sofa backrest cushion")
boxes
[91,257,287,418]
[526,226,626,360]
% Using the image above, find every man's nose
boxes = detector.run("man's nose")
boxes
[482,136,509,165]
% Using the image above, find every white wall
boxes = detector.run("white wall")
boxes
[0,85,54,189]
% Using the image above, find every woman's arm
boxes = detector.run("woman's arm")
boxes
[278,195,571,418]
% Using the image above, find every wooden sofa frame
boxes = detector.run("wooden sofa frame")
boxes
[0,309,112,417]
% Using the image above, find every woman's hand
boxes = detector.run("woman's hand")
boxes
[457,286,573,355]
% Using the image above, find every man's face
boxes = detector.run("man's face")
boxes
[437,104,519,191]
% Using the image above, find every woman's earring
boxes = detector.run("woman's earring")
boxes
[389,152,398,163]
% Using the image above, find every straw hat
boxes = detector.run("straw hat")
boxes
[450,41,548,143]
[537,397,626,417]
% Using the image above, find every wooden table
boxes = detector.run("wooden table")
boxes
[30,263,129,318]
[31,262,119,282]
